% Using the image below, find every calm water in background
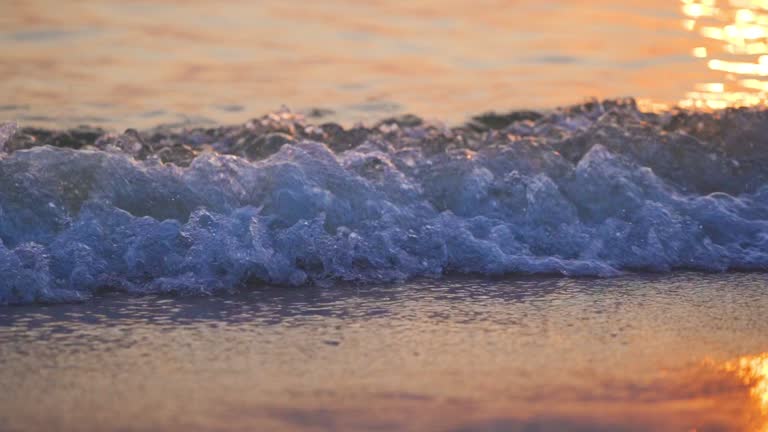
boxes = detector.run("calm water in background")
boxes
[2,274,768,432]
[2,0,766,130]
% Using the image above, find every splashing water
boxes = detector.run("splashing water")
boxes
[1,99,768,304]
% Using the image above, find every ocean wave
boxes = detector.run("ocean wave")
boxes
[2,99,768,304]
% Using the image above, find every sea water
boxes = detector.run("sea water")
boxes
[2,100,768,303]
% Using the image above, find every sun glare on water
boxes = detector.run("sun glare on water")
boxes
[681,0,768,109]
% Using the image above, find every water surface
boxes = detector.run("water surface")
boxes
[0,0,759,129]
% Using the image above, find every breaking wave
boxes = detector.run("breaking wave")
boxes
[2,99,768,304]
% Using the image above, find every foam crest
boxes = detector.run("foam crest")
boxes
[2,100,767,304]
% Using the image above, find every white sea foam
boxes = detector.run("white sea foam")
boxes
[2,101,768,304]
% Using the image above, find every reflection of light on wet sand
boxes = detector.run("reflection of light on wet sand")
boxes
[693,352,768,432]
[724,353,768,416]
[681,0,768,109]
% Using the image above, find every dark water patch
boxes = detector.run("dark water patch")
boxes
[213,104,245,113]
[4,29,83,42]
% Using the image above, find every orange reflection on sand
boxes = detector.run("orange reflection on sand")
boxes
[681,0,768,109]
[699,352,768,432]
[724,353,768,416]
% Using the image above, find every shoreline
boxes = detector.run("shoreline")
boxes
[2,273,767,431]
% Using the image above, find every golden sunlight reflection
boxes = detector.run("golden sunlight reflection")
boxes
[702,351,768,432]
[724,353,768,416]
[681,0,768,108]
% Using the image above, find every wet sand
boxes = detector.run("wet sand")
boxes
[1,273,767,432]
